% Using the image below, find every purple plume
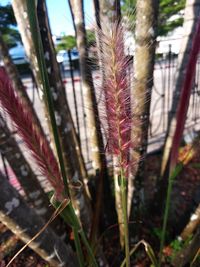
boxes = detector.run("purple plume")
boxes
[100,23,133,176]
[0,67,64,200]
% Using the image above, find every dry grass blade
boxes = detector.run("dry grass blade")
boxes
[5,198,70,267]
[190,247,200,267]
[120,239,158,267]
[144,242,158,267]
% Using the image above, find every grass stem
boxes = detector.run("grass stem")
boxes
[73,228,85,267]
[121,174,130,267]
[159,163,183,267]
[80,230,98,267]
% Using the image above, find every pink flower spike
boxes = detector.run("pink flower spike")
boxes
[99,22,134,177]
[0,67,64,200]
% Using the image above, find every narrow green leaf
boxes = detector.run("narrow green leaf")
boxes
[170,163,183,181]
[25,0,69,196]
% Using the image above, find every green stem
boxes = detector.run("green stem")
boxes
[73,227,85,267]
[120,173,130,267]
[80,230,98,267]
[65,202,98,267]
[26,0,69,196]
[158,179,172,267]
[158,163,183,267]
[55,201,97,267]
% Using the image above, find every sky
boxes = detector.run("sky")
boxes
[1,0,94,36]
[46,0,94,36]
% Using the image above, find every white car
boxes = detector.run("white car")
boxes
[0,43,30,74]
[56,49,79,70]
[9,43,28,65]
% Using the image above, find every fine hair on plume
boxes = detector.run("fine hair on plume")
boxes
[0,67,65,200]
[92,17,146,178]
[81,5,152,179]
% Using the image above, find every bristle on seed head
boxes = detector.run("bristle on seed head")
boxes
[0,67,65,200]
[99,22,133,176]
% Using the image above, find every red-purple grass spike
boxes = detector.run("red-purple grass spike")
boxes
[100,23,132,176]
[170,17,200,172]
[0,67,64,200]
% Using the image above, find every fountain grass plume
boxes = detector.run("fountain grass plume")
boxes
[99,22,133,178]
[97,21,135,266]
[0,67,64,200]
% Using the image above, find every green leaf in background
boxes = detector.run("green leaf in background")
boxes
[121,0,186,36]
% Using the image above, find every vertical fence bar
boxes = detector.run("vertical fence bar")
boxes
[167,44,172,116]
[161,58,166,133]
[68,49,80,142]
[78,68,90,163]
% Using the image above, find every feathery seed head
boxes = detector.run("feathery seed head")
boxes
[99,22,133,176]
[0,67,65,200]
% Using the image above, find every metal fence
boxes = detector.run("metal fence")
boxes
[2,45,200,173]
[62,48,200,163]
[149,48,200,152]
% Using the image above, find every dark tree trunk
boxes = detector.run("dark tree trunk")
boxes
[0,173,78,267]
[36,0,92,231]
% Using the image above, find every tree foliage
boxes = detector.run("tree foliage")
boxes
[0,4,16,30]
[121,0,186,36]
[0,4,20,47]
[56,30,96,51]
[56,35,76,51]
